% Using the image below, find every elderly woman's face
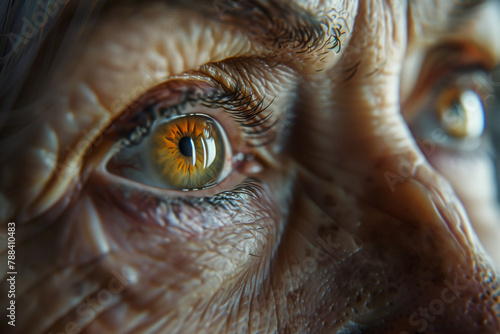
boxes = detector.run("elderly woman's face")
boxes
[2,0,500,333]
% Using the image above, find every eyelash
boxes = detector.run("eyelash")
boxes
[103,80,274,206]
[200,87,277,147]
[120,83,276,149]
[105,176,265,221]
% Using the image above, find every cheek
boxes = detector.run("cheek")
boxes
[13,172,282,333]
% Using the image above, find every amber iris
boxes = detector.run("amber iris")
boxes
[151,114,227,190]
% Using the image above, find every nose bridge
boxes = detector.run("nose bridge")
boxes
[286,2,500,332]
[290,0,415,180]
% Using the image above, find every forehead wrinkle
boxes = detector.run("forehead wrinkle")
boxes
[99,0,355,70]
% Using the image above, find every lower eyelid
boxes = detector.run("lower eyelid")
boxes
[89,166,268,233]
[96,147,257,197]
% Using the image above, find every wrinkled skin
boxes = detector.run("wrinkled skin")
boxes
[2,0,500,333]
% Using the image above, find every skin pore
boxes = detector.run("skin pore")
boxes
[1,0,500,333]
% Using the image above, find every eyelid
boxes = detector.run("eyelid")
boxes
[106,76,277,148]
[97,75,274,196]
[402,44,492,116]
[98,109,261,198]
[96,158,252,199]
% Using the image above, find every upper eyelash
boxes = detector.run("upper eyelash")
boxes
[199,85,277,146]
[122,83,277,148]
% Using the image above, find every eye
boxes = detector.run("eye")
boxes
[436,88,485,139]
[149,114,229,190]
[104,78,270,193]
[410,69,493,151]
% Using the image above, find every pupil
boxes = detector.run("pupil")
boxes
[178,136,193,157]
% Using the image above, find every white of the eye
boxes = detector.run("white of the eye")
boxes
[460,90,485,138]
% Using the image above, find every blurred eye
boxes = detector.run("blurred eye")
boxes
[410,70,493,151]
[150,114,230,190]
[436,88,485,139]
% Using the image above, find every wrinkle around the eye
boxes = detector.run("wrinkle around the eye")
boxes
[71,3,263,114]
[1,81,110,222]
[4,3,267,221]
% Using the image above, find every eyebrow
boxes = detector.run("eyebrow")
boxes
[170,0,346,55]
